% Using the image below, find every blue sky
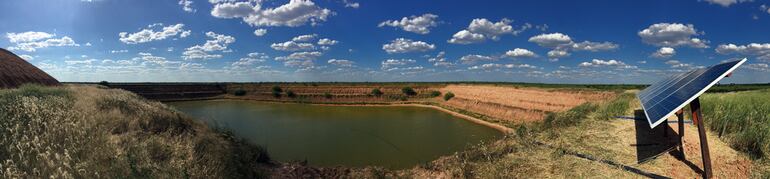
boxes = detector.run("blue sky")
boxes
[2,0,770,83]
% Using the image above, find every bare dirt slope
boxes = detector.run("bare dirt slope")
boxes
[0,48,60,88]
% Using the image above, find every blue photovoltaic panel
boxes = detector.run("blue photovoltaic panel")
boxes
[638,58,746,128]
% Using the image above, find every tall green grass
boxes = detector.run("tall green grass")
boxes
[701,89,770,160]
[595,93,635,120]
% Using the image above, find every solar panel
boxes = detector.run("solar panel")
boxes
[638,58,747,128]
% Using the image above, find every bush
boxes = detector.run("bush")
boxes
[401,87,417,96]
[271,86,283,93]
[371,88,384,96]
[286,90,296,98]
[323,92,332,99]
[444,92,455,101]
[429,91,442,97]
[233,89,246,96]
[99,81,110,87]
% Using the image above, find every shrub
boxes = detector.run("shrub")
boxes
[286,90,296,98]
[371,88,384,96]
[444,92,455,101]
[401,87,417,96]
[233,89,246,96]
[429,91,442,97]
[99,81,110,87]
[323,92,332,99]
[271,86,283,93]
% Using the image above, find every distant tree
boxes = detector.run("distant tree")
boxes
[429,91,441,97]
[401,87,417,96]
[371,88,384,96]
[98,81,109,87]
[323,92,332,99]
[443,92,455,101]
[286,90,296,98]
[272,86,283,98]
[234,89,247,96]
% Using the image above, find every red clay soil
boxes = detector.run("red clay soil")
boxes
[0,48,60,88]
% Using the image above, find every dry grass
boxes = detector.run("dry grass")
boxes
[0,84,269,178]
[440,85,615,122]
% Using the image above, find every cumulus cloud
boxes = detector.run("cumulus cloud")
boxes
[664,60,695,68]
[448,18,530,44]
[638,23,709,48]
[529,33,572,48]
[382,38,435,54]
[179,0,196,12]
[292,34,317,42]
[528,32,617,60]
[182,31,235,60]
[253,29,267,36]
[232,52,269,68]
[702,0,751,7]
[210,0,333,27]
[381,59,416,70]
[468,63,536,71]
[459,54,497,64]
[715,43,770,61]
[119,23,191,44]
[504,48,538,58]
[745,63,770,71]
[6,32,79,52]
[378,13,439,34]
[652,47,676,58]
[317,38,338,45]
[275,51,323,61]
[271,41,315,51]
[578,59,636,69]
[328,59,355,67]
[428,51,453,67]
[342,0,359,8]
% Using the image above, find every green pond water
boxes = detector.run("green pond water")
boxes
[168,100,502,169]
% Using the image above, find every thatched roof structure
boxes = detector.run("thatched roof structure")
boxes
[0,48,60,88]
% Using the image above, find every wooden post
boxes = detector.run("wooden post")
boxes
[676,110,685,159]
[691,98,712,178]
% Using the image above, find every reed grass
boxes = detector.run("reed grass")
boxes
[701,89,770,160]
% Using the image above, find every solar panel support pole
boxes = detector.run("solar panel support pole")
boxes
[691,98,712,179]
[676,110,685,159]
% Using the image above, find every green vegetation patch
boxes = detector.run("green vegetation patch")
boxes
[701,89,770,160]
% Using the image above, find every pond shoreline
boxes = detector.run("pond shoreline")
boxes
[174,97,513,134]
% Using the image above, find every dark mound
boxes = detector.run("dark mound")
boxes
[0,48,60,88]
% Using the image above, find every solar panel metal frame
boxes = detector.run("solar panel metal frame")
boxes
[638,58,747,129]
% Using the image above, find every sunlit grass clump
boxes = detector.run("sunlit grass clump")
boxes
[701,89,770,160]
[0,84,269,178]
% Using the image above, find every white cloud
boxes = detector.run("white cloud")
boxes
[210,0,333,27]
[504,48,538,58]
[18,54,34,61]
[275,51,323,61]
[344,1,359,8]
[179,0,196,13]
[569,41,619,51]
[378,13,439,34]
[715,43,770,61]
[271,41,315,51]
[284,59,315,68]
[381,59,416,70]
[101,59,136,65]
[428,51,453,67]
[182,31,235,60]
[317,38,338,45]
[328,59,355,67]
[652,47,676,58]
[382,38,435,54]
[745,63,770,71]
[638,23,709,48]
[529,33,572,48]
[448,18,529,44]
[119,23,191,44]
[292,34,317,42]
[65,59,97,65]
[6,32,55,43]
[578,59,636,69]
[253,29,267,36]
[468,63,537,71]
[232,53,268,68]
[459,54,497,64]
[110,49,128,53]
[703,0,751,7]
[6,32,79,52]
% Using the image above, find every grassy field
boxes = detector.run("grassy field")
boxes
[701,89,770,176]
[0,85,270,178]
